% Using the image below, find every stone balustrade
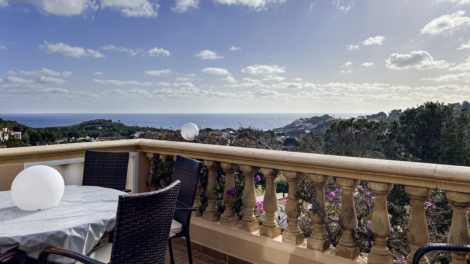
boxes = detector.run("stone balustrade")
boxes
[3,139,470,264]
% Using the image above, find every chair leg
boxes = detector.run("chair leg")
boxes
[185,234,193,264]
[168,238,175,264]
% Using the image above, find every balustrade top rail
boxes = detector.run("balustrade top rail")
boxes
[1,139,469,192]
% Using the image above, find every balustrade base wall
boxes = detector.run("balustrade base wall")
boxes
[259,225,281,238]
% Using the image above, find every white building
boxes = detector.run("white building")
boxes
[0,128,22,142]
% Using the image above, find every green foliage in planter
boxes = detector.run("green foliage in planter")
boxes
[148,155,175,189]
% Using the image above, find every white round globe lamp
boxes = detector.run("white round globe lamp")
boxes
[11,165,65,211]
[181,123,199,141]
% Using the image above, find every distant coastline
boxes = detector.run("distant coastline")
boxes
[0,113,368,131]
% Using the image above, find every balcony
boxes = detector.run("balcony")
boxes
[1,139,469,264]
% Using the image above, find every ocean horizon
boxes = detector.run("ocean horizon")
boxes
[0,113,369,130]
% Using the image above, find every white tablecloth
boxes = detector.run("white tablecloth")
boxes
[0,185,126,263]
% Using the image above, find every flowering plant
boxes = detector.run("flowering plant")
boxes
[147,154,175,189]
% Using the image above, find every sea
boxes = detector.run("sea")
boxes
[0,113,366,130]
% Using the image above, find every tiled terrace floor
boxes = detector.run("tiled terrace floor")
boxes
[168,238,252,264]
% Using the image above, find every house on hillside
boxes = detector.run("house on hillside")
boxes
[0,128,22,142]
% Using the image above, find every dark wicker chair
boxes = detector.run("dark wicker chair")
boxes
[412,243,470,264]
[168,155,203,264]
[0,247,26,264]
[83,150,131,192]
[38,180,181,264]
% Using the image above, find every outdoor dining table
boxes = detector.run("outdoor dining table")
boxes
[0,185,127,263]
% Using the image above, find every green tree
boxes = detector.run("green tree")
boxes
[275,180,289,194]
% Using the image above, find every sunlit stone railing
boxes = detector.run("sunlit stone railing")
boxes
[2,139,470,264]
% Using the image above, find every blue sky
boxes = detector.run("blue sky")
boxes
[0,0,469,113]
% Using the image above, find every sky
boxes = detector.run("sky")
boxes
[0,0,470,114]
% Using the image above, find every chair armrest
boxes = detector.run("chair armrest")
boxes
[0,248,25,262]
[412,243,470,264]
[175,207,196,211]
[122,189,132,193]
[38,247,106,264]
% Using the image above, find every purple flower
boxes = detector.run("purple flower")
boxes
[153,153,159,159]
[258,170,260,173]
[338,203,342,207]
[147,172,151,176]
[357,186,363,190]
[390,227,395,232]
[160,178,164,184]
[329,191,335,197]
[326,202,329,205]
[226,189,235,197]
[371,241,374,246]
[309,219,312,223]
[329,198,332,201]
[298,217,302,221]
[432,205,436,209]
[256,175,261,181]
[368,221,371,227]
[371,196,375,200]
[236,181,240,185]
[152,170,155,173]
[397,260,401,263]
[366,192,370,196]
[259,208,265,214]
[337,188,342,193]
[219,177,225,183]
[303,206,307,211]
[284,199,287,205]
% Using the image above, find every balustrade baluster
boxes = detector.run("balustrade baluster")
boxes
[238,165,260,233]
[335,177,360,260]
[307,174,331,251]
[193,181,203,217]
[220,163,239,226]
[282,171,304,244]
[447,191,470,264]
[259,168,281,238]
[368,182,394,264]
[404,186,431,264]
[202,160,221,222]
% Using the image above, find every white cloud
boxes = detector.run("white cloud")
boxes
[385,50,451,70]
[457,39,470,50]
[333,0,354,13]
[158,82,171,86]
[171,0,199,13]
[211,0,287,11]
[93,79,153,86]
[147,47,170,57]
[93,72,104,75]
[102,45,144,55]
[346,44,359,50]
[449,57,470,71]
[436,0,470,5]
[242,77,261,83]
[7,70,17,75]
[100,0,159,17]
[195,50,224,60]
[36,75,66,84]
[3,76,35,84]
[421,72,470,82]
[230,46,242,51]
[223,76,238,83]
[176,77,192,82]
[0,45,6,49]
[173,82,195,88]
[271,82,303,89]
[292,78,303,82]
[0,0,160,17]
[363,35,385,46]
[262,75,285,82]
[420,11,470,35]
[241,64,285,75]
[145,69,172,76]
[361,62,374,67]
[106,88,154,99]
[18,68,73,77]
[202,67,231,75]
[39,41,105,58]
[340,62,353,73]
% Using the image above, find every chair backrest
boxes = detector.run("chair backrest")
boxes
[172,155,203,228]
[110,180,181,264]
[82,150,129,190]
